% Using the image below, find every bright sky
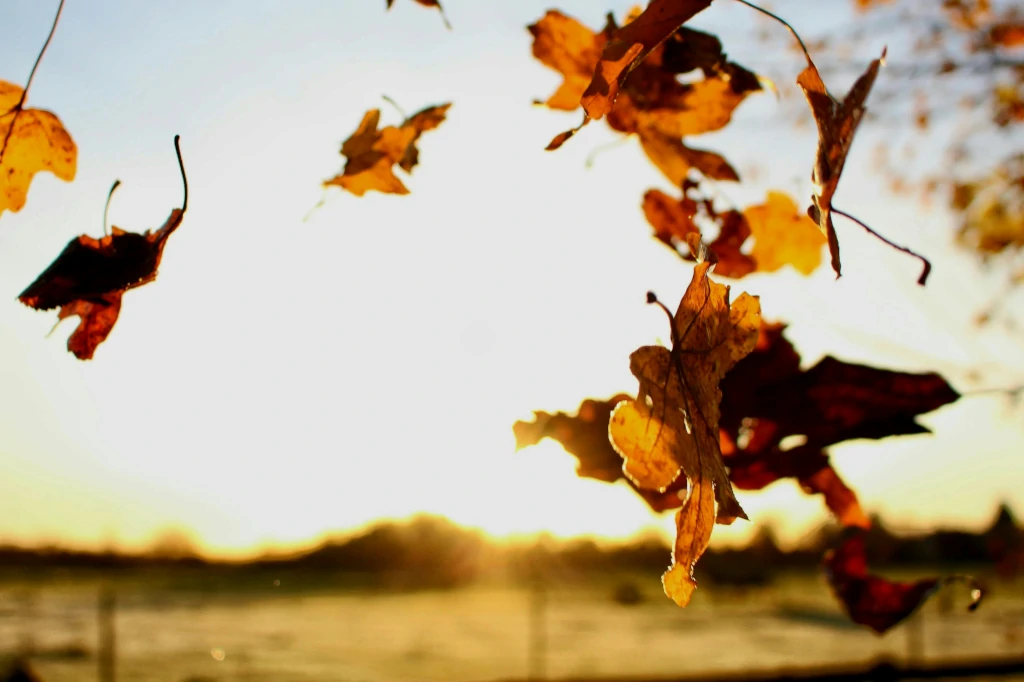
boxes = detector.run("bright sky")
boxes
[0,0,1022,558]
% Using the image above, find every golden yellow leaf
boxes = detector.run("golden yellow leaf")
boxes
[609,262,760,606]
[0,79,77,217]
[743,191,826,275]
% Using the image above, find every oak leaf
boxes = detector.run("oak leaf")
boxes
[798,49,885,277]
[609,262,760,606]
[386,0,450,29]
[0,79,76,218]
[18,138,188,360]
[324,103,450,197]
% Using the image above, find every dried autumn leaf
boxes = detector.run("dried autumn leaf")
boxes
[638,129,739,185]
[609,262,760,606]
[531,8,761,155]
[798,49,885,277]
[324,102,450,197]
[825,530,982,634]
[0,79,76,218]
[581,0,715,121]
[513,395,633,483]
[385,0,450,29]
[18,138,187,360]
[528,11,607,111]
[642,188,823,277]
[743,191,826,275]
[513,395,688,512]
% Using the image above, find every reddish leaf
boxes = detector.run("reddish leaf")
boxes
[825,530,940,634]
[18,138,187,360]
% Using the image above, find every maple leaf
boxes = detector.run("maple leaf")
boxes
[386,0,450,29]
[0,79,76,218]
[531,7,761,166]
[825,529,984,634]
[609,262,760,606]
[528,11,607,111]
[743,191,826,275]
[323,102,450,197]
[18,137,188,360]
[642,187,824,277]
[797,49,884,278]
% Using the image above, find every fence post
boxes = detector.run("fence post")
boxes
[98,586,115,682]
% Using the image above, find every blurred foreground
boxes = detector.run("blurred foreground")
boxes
[2,513,1024,682]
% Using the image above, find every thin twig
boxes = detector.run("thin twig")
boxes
[102,180,121,237]
[733,0,812,66]
[174,135,187,213]
[0,0,67,167]
[832,206,932,286]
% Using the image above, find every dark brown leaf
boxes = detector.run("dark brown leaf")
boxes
[798,49,885,277]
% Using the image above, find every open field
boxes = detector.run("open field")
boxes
[2,568,1023,681]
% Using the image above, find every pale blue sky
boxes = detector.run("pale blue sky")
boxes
[0,0,1021,555]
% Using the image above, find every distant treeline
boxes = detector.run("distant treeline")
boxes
[1,505,1021,589]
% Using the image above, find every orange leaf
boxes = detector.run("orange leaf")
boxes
[0,79,76,218]
[528,11,606,111]
[324,103,451,197]
[798,49,885,278]
[609,263,760,606]
[743,190,826,275]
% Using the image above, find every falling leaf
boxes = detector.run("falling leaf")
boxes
[639,130,739,185]
[528,11,607,111]
[580,0,715,121]
[386,0,450,29]
[642,188,824,277]
[0,79,76,218]
[18,138,188,360]
[323,102,451,197]
[743,191,826,274]
[823,529,984,634]
[609,262,761,606]
[529,8,761,161]
[798,49,885,277]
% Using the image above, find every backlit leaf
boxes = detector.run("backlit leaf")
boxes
[0,79,76,218]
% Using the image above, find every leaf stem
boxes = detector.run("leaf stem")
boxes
[732,0,812,66]
[381,94,408,121]
[832,206,931,286]
[0,0,67,167]
[174,135,188,213]
[102,180,121,237]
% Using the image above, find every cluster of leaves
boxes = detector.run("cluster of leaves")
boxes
[515,304,973,631]
[1,0,994,638]
[516,0,989,632]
